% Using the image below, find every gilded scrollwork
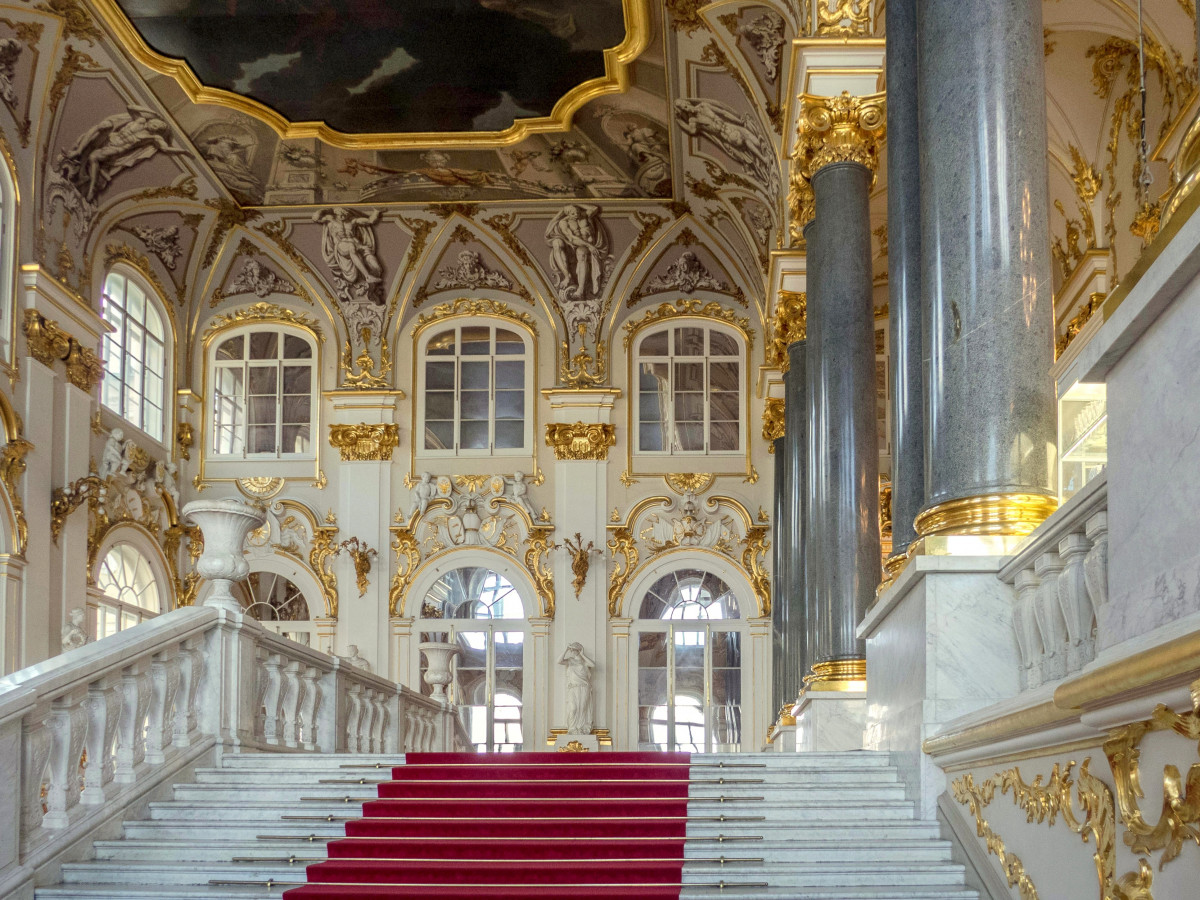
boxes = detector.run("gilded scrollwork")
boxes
[524,526,557,619]
[23,308,71,368]
[414,296,538,335]
[762,398,785,446]
[328,423,400,462]
[606,526,639,617]
[336,537,377,597]
[621,298,753,350]
[795,92,886,180]
[768,291,807,369]
[309,526,340,618]
[202,302,324,344]
[952,773,1039,900]
[741,525,771,617]
[387,526,420,616]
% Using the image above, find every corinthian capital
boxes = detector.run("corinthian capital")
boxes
[794,91,886,178]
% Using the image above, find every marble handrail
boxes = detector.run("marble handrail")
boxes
[0,606,459,895]
[998,472,1109,691]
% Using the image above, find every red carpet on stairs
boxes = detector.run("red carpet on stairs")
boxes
[282,751,692,900]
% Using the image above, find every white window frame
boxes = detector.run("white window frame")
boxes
[633,322,745,456]
[0,157,15,364]
[92,543,163,640]
[416,321,533,457]
[207,326,318,461]
[100,268,170,443]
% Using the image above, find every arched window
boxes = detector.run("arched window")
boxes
[0,157,15,362]
[210,328,315,458]
[100,270,168,441]
[94,543,162,639]
[635,567,743,752]
[239,571,314,646]
[418,322,531,455]
[635,323,743,454]
[418,566,527,751]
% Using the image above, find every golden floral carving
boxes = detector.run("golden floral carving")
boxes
[665,0,708,35]
[545,422,616,461]
[414,297,537,334]
[622,298,753,349]
[1055,292,1106,359]
[336,537,377,598]
[235,476,284,499]
[202,302,323,344]
[561,532,598,600]
[762,398,785,447]
[387,526,420,617]
[741,525,771,616]
[328,423,399,462]
[664,472,715,495]
[768,291,807,368]
[952,773,1039,900]
[559,340,608,388]
[63,339,104,392]
[340,335,392,390]
[795,92,886,180]
[606,526,639,617]
[524,526,556,618]
[816,0,871,37]
[49,474,103,544]
[310,526,339,618]
[0,428,32,556]
[879,474,892,541]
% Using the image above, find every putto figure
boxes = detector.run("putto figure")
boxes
[545,204,611,301]
[313,206,385,305]
[56,105,188,203]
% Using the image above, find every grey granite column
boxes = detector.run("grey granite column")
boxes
[805,164,880,684]
[771,433,789,711]
[885,0,923,568]
[783,342,807,703]
[916,0,1057,537]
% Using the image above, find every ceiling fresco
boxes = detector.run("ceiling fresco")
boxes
[109,0,628,135]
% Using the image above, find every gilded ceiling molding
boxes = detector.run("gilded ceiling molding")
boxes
[37,0,104,44]
[664,0,710,36]
[328,423,400,462]
[545,422,617,461]
[412,297,538,337]
[768,290,807,369]
[201,301,324,345]
[762,397,785,447]
[87,0,651,150]
[621,298,753,349]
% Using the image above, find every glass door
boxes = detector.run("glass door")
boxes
[453,624,525,752]
[637,623,742,752]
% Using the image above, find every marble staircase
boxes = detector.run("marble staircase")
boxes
[36,751,980,900]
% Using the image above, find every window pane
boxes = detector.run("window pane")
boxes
[710,392,739,420]
[460,390,489,420]
[709,331,738,356]
[426,361,455,390]
[249,396,277,425]
[494,360,523,390]
[494,420,523,449]
[640,361,668,391]
[249,331,279,359]
[675,327,704,355]
[709,421,738,452]
[495,329,523,354]
[282,365,311,394]
[676,422,704,451]
[675,393,703,422]
[126,283,145,320]
[126,327,144,365]
[639,423,665,452]
[639,390,661,421]
[461,326,490,354]
[674,362,703,391]
[427,330,456,355]
[282,424,310,453]
[710,361,739,391]
[217,335,244,360]
[145,304,165,340]
[281,396,310,424]
[144,405,162,440]
[461,361,489,390]
[640,330,668,356]
[248,366,278,395]
[425,421,453,450]
[460,421,488,449]
[146,339,164,376]
[283,334,312,359]
[494,390,524,420]
[426,391,454,420]
[248,425,277,454]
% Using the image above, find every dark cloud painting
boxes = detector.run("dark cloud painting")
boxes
[115,0,627,134]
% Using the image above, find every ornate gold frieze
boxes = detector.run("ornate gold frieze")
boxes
[387,526,420,617]
[202,302,324,344]
[816,0,871,37]
[622,298,753,349]
[665,472,715,495]
[545,422,617,461]
[340,335,392,390]
[328,423,400,462]
[1103,680,1200,871]
[794,92,886,179]
[762,398,785,447]
[336,537,377,597]
[413,297,538,335]
[310,526,340,618]
[768,290,807,368]
[524,527,556,618]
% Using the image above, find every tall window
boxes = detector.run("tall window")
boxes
[210,329,315,457]
[636,324,742,454]
[420,323,530,454]
[101,271,168,441]
[0,159,14,361]
[94,543,162,639]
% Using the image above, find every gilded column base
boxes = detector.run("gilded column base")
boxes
[803,658,867,692]
[914,492,1057,539]
[875,552,911,597]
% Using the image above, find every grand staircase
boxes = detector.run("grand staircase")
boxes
[36,751,979,899]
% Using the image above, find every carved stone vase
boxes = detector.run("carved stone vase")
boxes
[182,499,267,614]
[419,641,460,704]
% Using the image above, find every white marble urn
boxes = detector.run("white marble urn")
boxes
[418,641,460,704]
[182,499,267,614]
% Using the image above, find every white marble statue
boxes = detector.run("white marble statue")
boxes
[343,644,372,672]
[155,460,180,508]
[0,38,21,107]
[99,428,127,480]
[559,642,596,734]
[510,471,536,519]
[55,105,188,203]
[313,206,384,305]
[673,97,779,194]
[408,471,435,519]
[61,607,89,651]
[545,204,611,301]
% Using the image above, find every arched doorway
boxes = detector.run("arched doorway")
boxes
[418,566,528,752]
[635,567,745,752]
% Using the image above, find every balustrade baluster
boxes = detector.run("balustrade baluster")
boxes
[1057,533,1095,673]
[145,650,181,765]
[21,713,51,836]
[81,678,122,805]
[298,666,319,750]
[1012,569,1044,690]
[344,683,362,752]
[114,665,151,784]
[1084,511,1109,613]
[1033,553,1069,681]
[44,692,88,828]
[280,660,301,748]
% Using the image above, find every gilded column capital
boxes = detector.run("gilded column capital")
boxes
[328,423,400,461]
[795,91,886,177]
[762,397,785,446]
[22,309,71,368]
[64,340,105,392]
[768,290,807,368]
[545,422,616,461]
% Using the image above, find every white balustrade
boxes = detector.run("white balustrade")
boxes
[1000,472,1109,691]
